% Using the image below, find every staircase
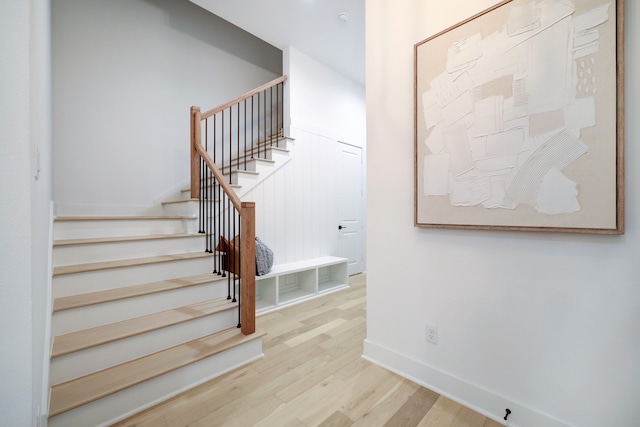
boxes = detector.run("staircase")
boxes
[48,216,266,427]
[47,76,290,426]
[163,135,293,216]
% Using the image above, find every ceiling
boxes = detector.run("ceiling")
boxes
[188,0,365,86]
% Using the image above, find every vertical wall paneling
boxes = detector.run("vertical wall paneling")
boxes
[274,167,286,263]
[284,162,297,262]
[262,173,276,253]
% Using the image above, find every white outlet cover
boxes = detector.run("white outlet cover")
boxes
[426,324,438,344]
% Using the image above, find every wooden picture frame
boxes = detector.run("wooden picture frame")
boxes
[414,0,624,234]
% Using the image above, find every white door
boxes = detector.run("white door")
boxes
[336,142,365,275]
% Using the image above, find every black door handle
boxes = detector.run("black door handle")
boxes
[338,225,347,230]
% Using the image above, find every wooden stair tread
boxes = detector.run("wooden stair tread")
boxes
[220,159,276,174]
[52,297,237,357]
[49,327,266,417]
[54,215,196,222]
[243,145,289,155]
[186,182,242,191]
[53,251,215,276]
[228,157,276,166]
[223,169,259,177]
[53,233,202,247]
[232,139,290,159]
[53,273,226,312]
[161,198,199,205]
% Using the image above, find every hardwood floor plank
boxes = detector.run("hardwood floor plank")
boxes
[283,318,348,347]
[339,363,409,422]
[255,374,347,426]
[382,387,439,427]
[351,380,420,427]
[317,410,354,427]
[452,406,490,427]
[115,274,501,427]
[275,349,362,404]
[484,418,506,427]
[299,307,345,326]
[336,295,367,311]
[189,394,284,427]
[417,396,464,427]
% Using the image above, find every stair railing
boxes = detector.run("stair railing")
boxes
[190,75,286,336]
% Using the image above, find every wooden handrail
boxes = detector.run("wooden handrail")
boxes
[201,75,287,120]
[190,76,286,336]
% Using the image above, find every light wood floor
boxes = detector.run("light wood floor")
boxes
[114,274,502,427]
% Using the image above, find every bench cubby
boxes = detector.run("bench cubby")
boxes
[255,256,349,315]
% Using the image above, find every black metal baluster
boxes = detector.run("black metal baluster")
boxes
[205,120,212,253]
[232,205,237,304]
[257,92,261,159]
[276,83,280,146]
[209,169,214,255]
[236,213,241,328]
[263,89,267,158]
[216,174,222,276]
[216,113,223,276]
[228,107,232,185]
[278,83,284,147]
[221,109,225,188]
[243,99,247,170]
[225,197,231,297]
[199,124,205,235]
[237,102,240,173]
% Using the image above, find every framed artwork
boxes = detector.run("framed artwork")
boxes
[414,0,624,234]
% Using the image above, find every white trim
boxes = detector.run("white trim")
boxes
[41,202,55,425]
[363,339,574,427]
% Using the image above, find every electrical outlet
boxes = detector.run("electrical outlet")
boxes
[425,324,438,344]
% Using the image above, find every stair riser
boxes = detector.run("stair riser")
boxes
[230,171,260,186]
[53,218,197,240]
[53,236,206,267]
[52,280,236,335]
[48,339,263,427]
[221,160,274,175]
[268,149,290,163]
[245,138,291,155]
[51,309,238,384]
[163,200,234,217]
[161,200,199,216]
[52,257,216,297]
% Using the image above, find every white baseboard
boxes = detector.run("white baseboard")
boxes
[41,203,55,424]
[362,339,573,427]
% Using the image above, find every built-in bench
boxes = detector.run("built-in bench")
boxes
[255,256,349,314]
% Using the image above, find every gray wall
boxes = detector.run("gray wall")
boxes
[52,0,282,215]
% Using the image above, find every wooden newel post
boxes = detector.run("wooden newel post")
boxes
[240,202,256,335]
[190,106,201,200]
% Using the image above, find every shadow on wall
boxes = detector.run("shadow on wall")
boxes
[142,0,282,75]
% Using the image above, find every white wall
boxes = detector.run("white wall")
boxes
[31,0,54,424]
[240,47,366,267]
[285,47,366,146]
[52,0,282,216]
[1,0,53,425]
[365,1,639,427]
